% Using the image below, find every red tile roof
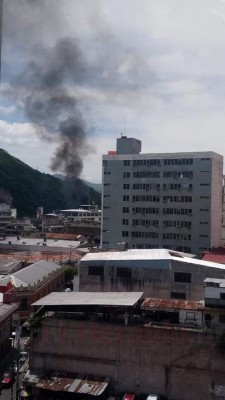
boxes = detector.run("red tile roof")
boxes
[201,246,225,264]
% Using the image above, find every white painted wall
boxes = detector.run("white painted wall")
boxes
[205,285,225,299]
[179,310,203,327]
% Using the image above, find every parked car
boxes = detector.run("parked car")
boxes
[1,372,14,387]
[123,394,135,400]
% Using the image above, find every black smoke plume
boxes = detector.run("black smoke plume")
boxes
[9,38,93,206]
[15,38,89,178]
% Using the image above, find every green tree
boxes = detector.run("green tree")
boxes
[64,267,76,282]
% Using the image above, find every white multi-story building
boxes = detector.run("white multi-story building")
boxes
[101,136,223,255]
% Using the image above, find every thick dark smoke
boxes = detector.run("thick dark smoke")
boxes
[6,37,94,206]
[2,0,156,208]
[12,38,89,180]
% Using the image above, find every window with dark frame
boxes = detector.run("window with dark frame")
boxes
[220,293,225,300]
[171,292,186,299]
[117,267,132,279]
[174,272,191,283]
[88,266,104,277]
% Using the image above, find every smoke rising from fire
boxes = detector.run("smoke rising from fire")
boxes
[2,0,156,198]
[9,38,91,180]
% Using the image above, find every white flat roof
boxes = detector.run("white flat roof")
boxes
[0,237,81,248]
[81,249,195,262]
[32,291,143,307]
[204,278,225,287]
[60,209,92,213]
[81,249,176,262]
[81,249,225,270]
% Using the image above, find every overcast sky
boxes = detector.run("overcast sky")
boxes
[1,0,225,182]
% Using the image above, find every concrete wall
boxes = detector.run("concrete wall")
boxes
[205,285,225,299]
[0,243,79,253]
[210,157,223,248]
[179,309,203,326]
[0,315,12,360]
[30,318,225,400]
[79,258,225,300]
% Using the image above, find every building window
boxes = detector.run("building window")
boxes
[174,272,191,283]
[123,195,129,201]
[88,266,104,276]
[123,184,130,189]
[122,219,129,225]
[21,298,28,310]
[123,172,130,178]
[117,267,132,278]
[220,293,225,300]
[219,314,225,324]
[122,230,129,237]
[171,292,186,299]
[124,160,130,166]
[123,207,129,213]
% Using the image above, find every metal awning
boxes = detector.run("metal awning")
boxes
[32,292,143,307]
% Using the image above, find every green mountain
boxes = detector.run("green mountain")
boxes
[53,174,102,193]
[0,149,101,217]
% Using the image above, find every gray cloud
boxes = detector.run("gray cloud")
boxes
[2,0,157,180]
[2,0,225,184]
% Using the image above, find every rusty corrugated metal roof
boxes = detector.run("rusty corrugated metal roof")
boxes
[141,298,204,311]
[32,372,110,395]
[46,233,86,240]
[0,251,83,263]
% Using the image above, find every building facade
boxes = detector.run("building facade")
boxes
[0,293,18,363]
[25,292,225,400]
[79,249,225,300]
[0,260,66,321]
[101,137,223,255]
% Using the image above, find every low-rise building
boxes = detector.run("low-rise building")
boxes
[24,291,225,400]
[0,258,22,275]
[0,236,82,254]
[79,248,225,300]
[0,260,66,321]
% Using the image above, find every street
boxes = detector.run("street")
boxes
[0,337,29,400]
[0,373,24,400]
